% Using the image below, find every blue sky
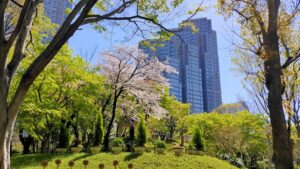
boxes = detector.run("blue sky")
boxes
[68,0,248,104]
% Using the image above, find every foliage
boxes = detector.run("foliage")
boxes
[213,102,248,114]
[148,117,168,140]
[160,89,190,140]
[136,118,147,147]
[154,141,167,148]
[93,111,104,146]
[13,36,105,151]
[192,127,204,151]
[11,153,238,169]
[111,138,124,147]
[186,111,269,166]
[187,143,194,149]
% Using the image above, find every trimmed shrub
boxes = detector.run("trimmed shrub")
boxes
[154,140,167,148]
[136,118,147,147]
[192,127,204,151]
[93,112,104,146]
[111,138,124,147]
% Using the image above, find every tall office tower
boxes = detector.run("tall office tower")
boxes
[139,18,222,113]
[43,0,71,26]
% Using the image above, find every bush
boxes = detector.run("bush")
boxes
[93,112,104,146]
[145,143,153,148]
[136,118,147,147]
[187,142,194,149]
[154,140,167,148]
[111,138,124,147]
[256,161,266,169]
[192,127,203,151]
[57,125,70,148]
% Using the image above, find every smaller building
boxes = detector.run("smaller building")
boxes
[213,102,248,114]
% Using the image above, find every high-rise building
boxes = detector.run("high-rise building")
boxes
[139,18,222,113]
[43,0,71,26]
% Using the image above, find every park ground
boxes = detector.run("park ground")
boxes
[11,152,238,169]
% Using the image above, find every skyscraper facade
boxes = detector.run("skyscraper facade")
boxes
[139,18,222,113]
[43,0,71,26]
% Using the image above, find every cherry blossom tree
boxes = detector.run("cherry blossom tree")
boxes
[99,46,175,151]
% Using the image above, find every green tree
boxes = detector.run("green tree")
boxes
[187,111,269,167]
[217,0,300,168]
[177,116,189,147]
[93,111,104,146]
[160,89,190,140]
[192,127,203,151]
[17,45,104,152]
[136,118,147,147]
[148,117,168,140]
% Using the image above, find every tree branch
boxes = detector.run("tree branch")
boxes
[0,0,10,71]
[5,0,33,53]
[11,0,24,7]
[7,0,40,80]
[8,0,97,121]
[281,48,300,69]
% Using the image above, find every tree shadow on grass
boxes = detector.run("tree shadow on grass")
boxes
[124,153,142,161]
[11,153,93,169]
[71,153,93,161]
[12,153,67,168]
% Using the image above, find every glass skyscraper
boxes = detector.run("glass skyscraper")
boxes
[139,18,222,113]
[43,0,71,26]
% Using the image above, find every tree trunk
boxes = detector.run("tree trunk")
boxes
[296,125,300,138]
[0,90,18,169]
[0,131,9,169]
[116,124,120,137]
[180,132,184,147]
[169,128,175,141]
[0,116,15,169]
[263,1,294,168]
[264,48,294,169]
[82,131,87,143]
[40,139,47,153]
[264,29,294,169]
[19,133,33,154]
[129,124,135,141]
[102,111,116,151]
[0,67,10,169]
[266,72,293,169]
[102,90,122,151]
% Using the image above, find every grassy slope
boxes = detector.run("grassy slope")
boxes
[11,152,238,169]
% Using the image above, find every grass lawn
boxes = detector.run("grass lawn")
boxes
[11,152,238,169]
